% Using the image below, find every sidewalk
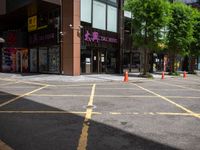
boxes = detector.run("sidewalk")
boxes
[0,73,148,83]
[0,72,195,83]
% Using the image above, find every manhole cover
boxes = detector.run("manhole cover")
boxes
[83,105,97,109]
[121,122,128,125]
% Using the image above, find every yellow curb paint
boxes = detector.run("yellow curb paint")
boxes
[0,140,13,150]
[0,85,49,108]
[133,83,200,119]
[77,84,96,150]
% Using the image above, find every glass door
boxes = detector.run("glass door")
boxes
[92,49,106,73]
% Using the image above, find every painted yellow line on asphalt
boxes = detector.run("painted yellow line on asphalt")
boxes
[110,112,200,116]
[0,78,16,82]
[0,81,20,86]
[0,111,101,115]
[166,96,200,99]
[156,112,200,116]
[153,80,200,92]
[0,85,49,108]
[50,84,94,87]
[133,83,200,119]
[0,77,49,86]
[77,84,96,150]
[0,140,13,150]
[29,94,156,98]
[29,94,90,97]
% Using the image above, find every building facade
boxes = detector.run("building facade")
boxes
[0,0,127,75]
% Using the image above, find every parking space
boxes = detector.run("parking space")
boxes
[0,75,200,150]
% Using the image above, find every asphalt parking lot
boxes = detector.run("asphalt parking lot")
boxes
[0,74,200,150]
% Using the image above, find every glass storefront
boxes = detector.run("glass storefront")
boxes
[39,47,48,73]
[30,46,60,73]
[81,47,116,74]
[30,48,37,72]
[49,46,60,73]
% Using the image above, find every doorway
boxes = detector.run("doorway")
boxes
[92,49,106,73]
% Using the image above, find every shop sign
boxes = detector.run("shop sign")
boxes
[84,30,117,44]
[28,16,37,32]
[29,29,57,46]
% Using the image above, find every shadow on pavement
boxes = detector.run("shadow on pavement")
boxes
[0,91,180,150]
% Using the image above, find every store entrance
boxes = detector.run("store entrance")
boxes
[92,49,106,73]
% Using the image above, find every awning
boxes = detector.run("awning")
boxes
[0,37,5,43]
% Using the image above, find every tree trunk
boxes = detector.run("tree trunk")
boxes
[170,49,176,73]
[143,48,148,75]
[189,56,195,73]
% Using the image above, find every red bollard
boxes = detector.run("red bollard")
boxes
[124,71,128,82]
[183,71,187,78]
[161,71,165,79]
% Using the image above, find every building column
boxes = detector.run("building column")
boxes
[61,0,80,75]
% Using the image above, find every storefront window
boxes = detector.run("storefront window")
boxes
[30,48,37,72]
[93,0,106,30]
[39,47,48,73]
[81,0,92,23]
[107,5,117,32]
[49,46,60,73]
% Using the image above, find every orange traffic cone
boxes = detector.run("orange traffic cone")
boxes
[124,71,128,82]
[183,71,187,78]
[161,71,165,79]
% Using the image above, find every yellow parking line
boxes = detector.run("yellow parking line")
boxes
[110,112,200,116]
[50,84,94,87]
[166,96,200,99]
[0,140,13,150]
[0,81,20,86]
[0,111,101,115]
[0,85,49,108]
[0,78,16,82]
[156,112,200,116]
[133,83,200,119]
[29,94,90,97]
[29,94,156,98]
[153,80,200,92]
[0,77,49,86]
[77,84,96,150]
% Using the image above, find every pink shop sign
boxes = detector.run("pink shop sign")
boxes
[84,30,117,43]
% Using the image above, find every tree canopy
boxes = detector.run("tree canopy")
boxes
[124,0,171,74]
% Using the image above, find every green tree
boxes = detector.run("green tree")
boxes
[124,0,171,75]
[189,9,200,73]
[167,2,195,72]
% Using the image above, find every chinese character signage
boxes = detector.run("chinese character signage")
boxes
[28,16,37,32]
[84,30,118,44]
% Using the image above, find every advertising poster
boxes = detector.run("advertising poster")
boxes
[2,48,16,72]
